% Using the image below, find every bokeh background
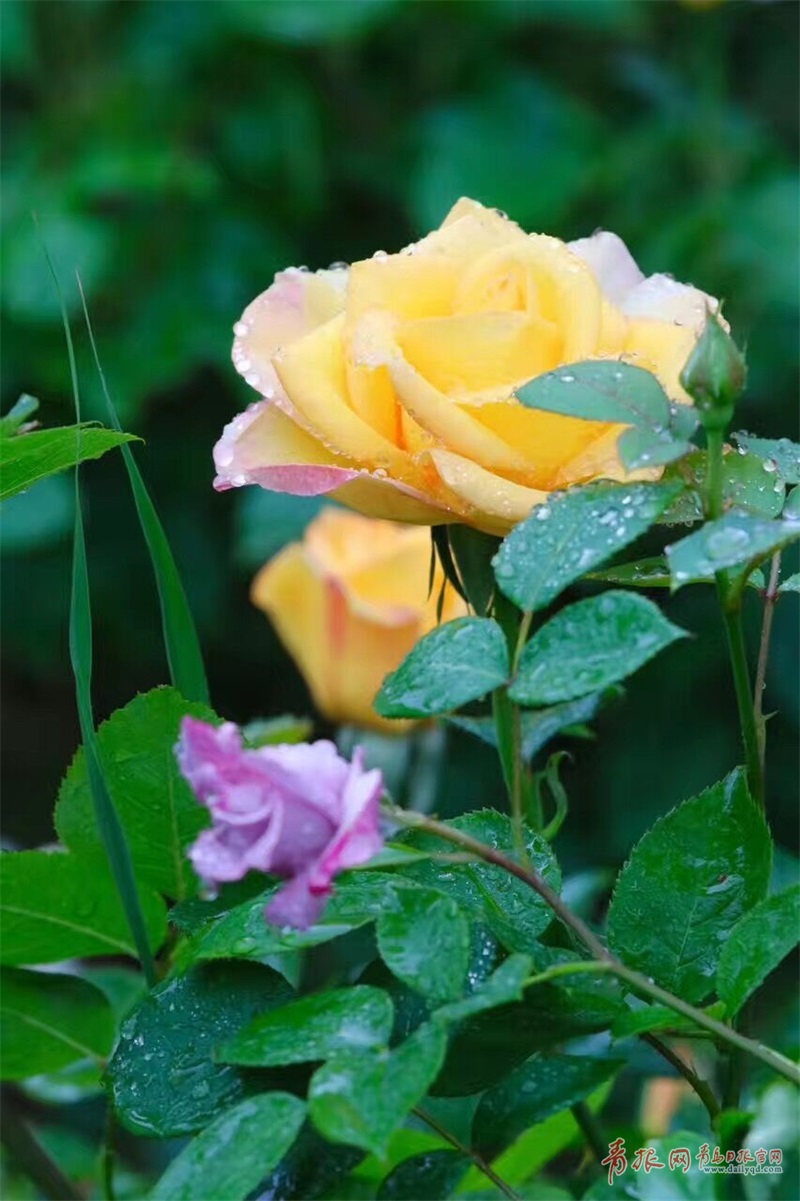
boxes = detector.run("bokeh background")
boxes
[2,0,798,899]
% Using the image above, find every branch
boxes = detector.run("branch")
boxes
[413,1106,520,1200]
[385,806,800,1088]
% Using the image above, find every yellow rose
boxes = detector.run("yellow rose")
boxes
[217,198,719,535]
[251,508,466,732]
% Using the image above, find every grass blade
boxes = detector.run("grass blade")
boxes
[39,232,158,986]
[76,276,210,706]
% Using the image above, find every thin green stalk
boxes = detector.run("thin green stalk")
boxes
[570,1100,608,1163]
[493,603,536,846]
[703,423,764,807]
[704,428,726,522]
[524,961,613,989]
[525,965,720,1122]
[719,590,764,809]
[513,611,533,668]
[385,806,800,1087]
[413,1106,520,1200]
[0,1090,82,1201]
[40,233,157,987]
[492,687,527,856]
[753,553,781,777]
[641,1032,720,1122]
[703,414,766,1140]
[76,276,210,708]
[103,1104,117,1201]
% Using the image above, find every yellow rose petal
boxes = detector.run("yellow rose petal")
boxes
[390,353,533,477]
[275,315,408,469]
[303,507,410,577]
[429,448,549,534]
[553,425,659,488]
[471,403,613,490]
[252,510,467,733]
[397,311,561,401]
[232,267,347,395]
[331,469,465,526]
[253,543,417,731]
[624,317,705,402]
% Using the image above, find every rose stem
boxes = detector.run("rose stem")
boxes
[413,1106,521,1200]
[384,806,800,1088]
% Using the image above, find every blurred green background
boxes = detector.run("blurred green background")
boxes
[2,0,798,886]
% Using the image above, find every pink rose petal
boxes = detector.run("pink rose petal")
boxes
[176,718,384,929]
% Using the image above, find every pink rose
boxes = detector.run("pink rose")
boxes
[176,718,384,929]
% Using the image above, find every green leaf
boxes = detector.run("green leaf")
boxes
[717,885,800,1015]
[732,434,800,484]
[588,555,766,591]
[435,962,623,1097]
[358,936,575,1099]
[0,423,138,500]
[493,481,682,613]
[448,688,621,760]
[473,1053,624,1154]
[779,571,800,594]
[219,987,394,1067]
[0,394,39,437]
[22,1056,104,1105]
[398,811,560,954]
[447,526,501,616]
[183,872,401,964]
[617,402,697,472]
[434,954,532,1022]
[664,449,788,521]
[374,617,509,719]
[612,1001,725,1040]
[55,687,218,900]
[309,1022,448,1157]
[589,555,678,588]
[607,769,772,1003]
[518,360,673,427]
[0,967,115,1080]
[666,513,800,589]
[0,851,166,964]
[79,285,210,705]
[377,888,470,1004]
[354,845,437,870]
[458,1083,614,1192]
[510,591,685,706]
[783,486,800,519]
[377,1149,469,1200]
[257,1125,365,1201]
[150,1093,306,1201]
[107,963,294,1136]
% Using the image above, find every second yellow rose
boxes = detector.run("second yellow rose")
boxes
[251,508,466,732]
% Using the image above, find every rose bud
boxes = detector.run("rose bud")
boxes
[251,508,466,732]
[679,311,746,430]
[176,717,383,929]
